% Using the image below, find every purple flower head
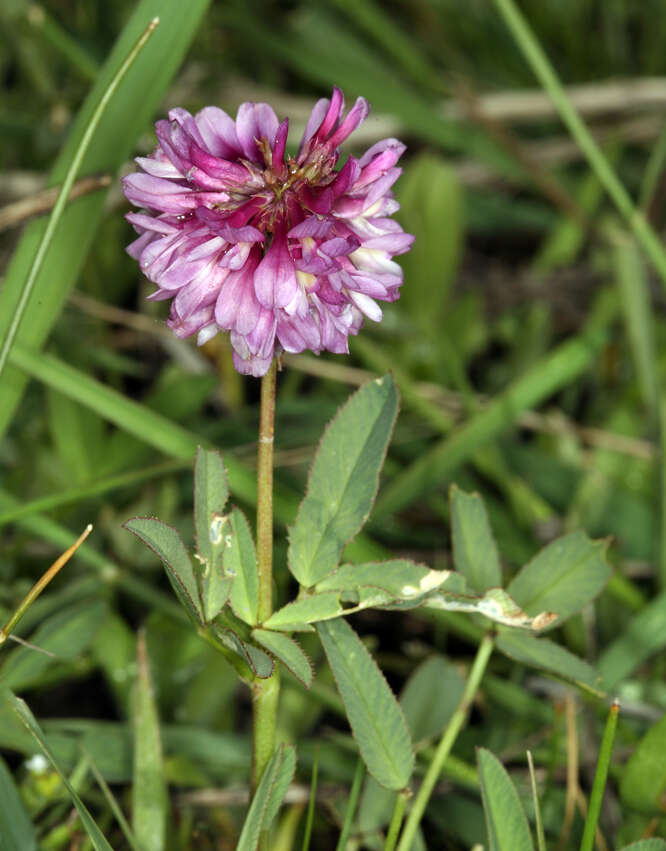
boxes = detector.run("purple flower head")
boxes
[123,88,413,376]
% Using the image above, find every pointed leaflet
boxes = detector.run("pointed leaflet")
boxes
[264,562,452,630]
[477,749,534,851]
[496,631,602,693]
[359,655,465,834]
[194,447,232,621]
[288,375,398,587]
[315,560,450,599]
[264,592,343,631]
[132,634,167,851]
[124,517,203,623]
[507,531,610,627]
[226,508,259,626]
[209,623,274,679]
[450,485,502,592]
[317,618,413,790]
[253,629,313,689]
[2,688,114,851]
[236,744,296,851]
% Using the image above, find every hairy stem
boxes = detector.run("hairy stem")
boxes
[252,359,279,792]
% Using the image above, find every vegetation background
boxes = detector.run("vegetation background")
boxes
[1,0,666,848]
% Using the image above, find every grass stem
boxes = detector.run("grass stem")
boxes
[396,633,494,851]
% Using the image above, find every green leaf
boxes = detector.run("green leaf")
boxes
[422,586,556,631]
[288,375,398,587]
[400,656,465,744]
[197,511,233,623]
[123,517,203,624]
[226,508,259,626]
[194,447,230,611]
[315,560,451,600]
[619,842,666,851]
[252,629,313,689]
[2,688,114,851]
[477,748,534,851]
[132,634,167,851]
[359,654,466,835]
[266,563,453,631]
[450,486,502,592]
[1,599,107,691]
[263,592,343,631]
[236,744,296,851]
[0,0,211,439]
[496,632,601,693]
[0,755,37,851]
[317,618,413,790]
[208,624,274,680]
[620,711,666,813]
[507,531,610,626]
[598,591,666,689]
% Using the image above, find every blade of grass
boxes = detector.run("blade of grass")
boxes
[493,0,666,295]
[375,295,615,519]
[0,461,187,528]
[85,749,141,851]
[0,487,188,625]
[331,0,440,92]
[335,757,365,851]
[0,17,159,383]
[639,119,666,211]
[0,0,211,439]
[301,746,319,851]
[9,345,260,508]
[579,701,620,851]
[526,751,546,851]
[8,344,386,564]
[3,689,114,851]
[27,4,100,81]
[611,226,659,416]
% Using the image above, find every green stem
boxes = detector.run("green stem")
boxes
[396,634,494,851]
[252,359,279,792]
[251,668,280,791]
[579,700,620,851]
[335,758,365,851]
[257,360,277,623]
[384,789,410,851]
[493,0,666,296]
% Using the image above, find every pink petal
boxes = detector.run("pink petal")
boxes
[253,230,298,308]
[194,106,242,158]
[236,102,280,163]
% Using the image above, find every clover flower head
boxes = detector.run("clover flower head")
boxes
[122,87,413,376]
